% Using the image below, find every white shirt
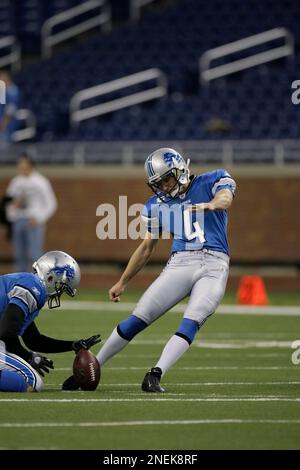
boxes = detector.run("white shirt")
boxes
[6,171,57,224]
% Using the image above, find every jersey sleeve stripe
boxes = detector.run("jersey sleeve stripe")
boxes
[141,215,160,228]
[211,177,236,196]
[8,285,38,313]
[15,284,39,305]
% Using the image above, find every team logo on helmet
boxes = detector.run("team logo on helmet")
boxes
[49,265,75,280]
[163,151,182,166]
[163,152,178,167]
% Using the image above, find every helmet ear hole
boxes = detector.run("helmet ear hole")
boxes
[47,275,53,282]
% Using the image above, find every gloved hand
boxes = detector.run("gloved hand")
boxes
[72,334,101,353]
[28,352,54,377]
[62,375,80,391]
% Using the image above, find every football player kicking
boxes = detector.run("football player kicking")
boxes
[0,250,101,392]
[63,148,236,393]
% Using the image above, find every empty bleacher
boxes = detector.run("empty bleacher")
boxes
[2,0,300,142]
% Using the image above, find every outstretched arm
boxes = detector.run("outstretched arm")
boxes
[22,322,101,353]
[109,232,159,302]
[22,322,74,353]
[190,188,233,212]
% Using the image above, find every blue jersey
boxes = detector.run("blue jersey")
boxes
[142,169,236,255]
[0,273,47,336]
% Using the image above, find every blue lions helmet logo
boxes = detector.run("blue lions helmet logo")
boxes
[50,264,75,280]
[163,152,182,168]
[163,152,176,167]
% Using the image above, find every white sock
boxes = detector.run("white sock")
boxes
[96,328,129,367]
[155,335,190,376]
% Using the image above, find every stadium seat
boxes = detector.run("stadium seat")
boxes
[3,0,299,141]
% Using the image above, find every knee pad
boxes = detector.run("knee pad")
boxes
[117,315,148,341]
[0,370,28,392]
[175,318,200,345]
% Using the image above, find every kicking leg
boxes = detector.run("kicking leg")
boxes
[142,256,229,392]
[97,261,193,367]
[63,257,194,391]
[97,316,147,366]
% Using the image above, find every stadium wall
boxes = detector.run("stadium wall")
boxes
[0,166,299,291]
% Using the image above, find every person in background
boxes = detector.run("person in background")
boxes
[6,152,57,272]
[0,69,20,143]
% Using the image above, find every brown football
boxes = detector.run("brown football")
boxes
[73,349,101,391]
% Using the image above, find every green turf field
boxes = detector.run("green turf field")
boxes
[1,290,300,450]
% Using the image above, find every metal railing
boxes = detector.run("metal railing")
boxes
[200,28,294,84]
[11,109,36,142]
[1,140,300,166]
[70,68,167,125]
[130,0,156,21]
[41,0,111,59]
[0,36,21,71]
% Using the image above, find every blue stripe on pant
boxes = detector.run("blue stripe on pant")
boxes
[0,351,43,391]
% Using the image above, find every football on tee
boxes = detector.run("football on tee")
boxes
[73,349,101,390]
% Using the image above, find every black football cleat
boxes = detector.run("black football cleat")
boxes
[62,375,80,391]
[141,367,165,393]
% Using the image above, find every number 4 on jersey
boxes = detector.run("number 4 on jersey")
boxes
[183,208,206,243]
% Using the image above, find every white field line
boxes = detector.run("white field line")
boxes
[0,446,59,450]
[46,381,300,387]
[1,419,300,428]
[81,353,287,357]
[60,301,300,316]
[200,333,300,338]
[130,339,294,349]
[51,339,299,353]
[193,341,293,349]
[120,393,299,397]
[1,397,300,403]
[243,354,286,357]
[53,366,297,371]
[43,390,300,397]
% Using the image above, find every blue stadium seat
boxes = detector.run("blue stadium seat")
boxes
[5,0,300,141]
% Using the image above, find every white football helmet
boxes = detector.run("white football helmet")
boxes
[144,148,190,201]
[32,250,81,309]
